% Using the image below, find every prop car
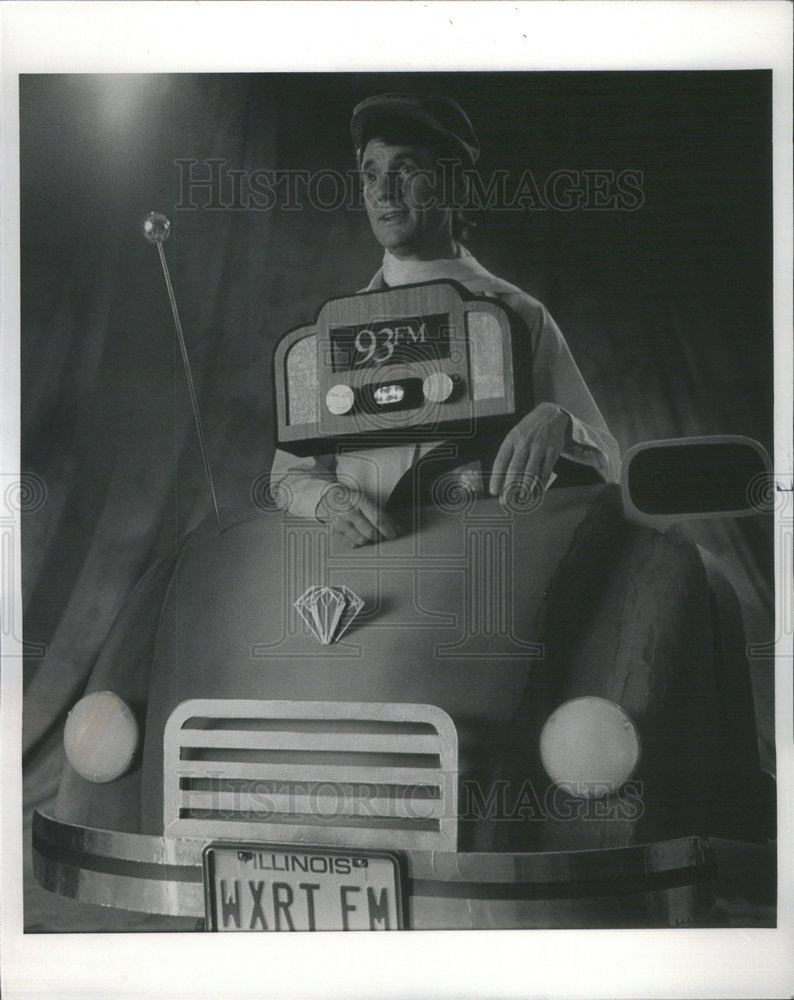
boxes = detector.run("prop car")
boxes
[32,260,774,931]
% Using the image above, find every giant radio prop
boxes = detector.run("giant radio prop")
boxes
[273,281,532,455]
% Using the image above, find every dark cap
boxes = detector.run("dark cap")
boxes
[351,93,480,165]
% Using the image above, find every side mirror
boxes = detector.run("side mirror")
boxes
[621,435,771,525]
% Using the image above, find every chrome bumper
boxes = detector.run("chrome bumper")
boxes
[33,810,716,929]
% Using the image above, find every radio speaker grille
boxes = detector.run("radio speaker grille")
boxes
[467,311,505,400]
[285,335,318,426]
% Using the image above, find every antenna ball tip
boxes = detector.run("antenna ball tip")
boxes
[143,212,171,244]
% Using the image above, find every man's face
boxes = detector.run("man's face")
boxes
[361,138,453,260]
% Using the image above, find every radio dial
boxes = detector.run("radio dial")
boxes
[326,384,355,415]
[423,372,455,403]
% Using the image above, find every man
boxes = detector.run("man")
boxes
[270,93,620,546]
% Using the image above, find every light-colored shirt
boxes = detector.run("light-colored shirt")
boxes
[270,247,621,519]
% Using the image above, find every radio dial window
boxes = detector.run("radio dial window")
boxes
[330,314,451,373]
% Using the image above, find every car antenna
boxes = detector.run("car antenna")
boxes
[142,211,222,533]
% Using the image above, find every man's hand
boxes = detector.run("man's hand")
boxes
[489,402,572,502]
[316,488,398,547]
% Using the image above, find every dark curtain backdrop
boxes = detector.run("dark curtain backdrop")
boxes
[19,72,775,930]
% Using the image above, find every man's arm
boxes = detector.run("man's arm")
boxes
[269,448,338,519]
[489,296,621,499]
[529,302,620,483]
[270,448,398,545]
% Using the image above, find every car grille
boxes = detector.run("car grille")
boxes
[163,699,458,851]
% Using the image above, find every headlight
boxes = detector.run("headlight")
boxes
[539,696,641,799]
[63,691,139,783]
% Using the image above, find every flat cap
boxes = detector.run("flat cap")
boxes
[351,93,480,165]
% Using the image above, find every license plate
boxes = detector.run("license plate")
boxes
[203,843,405,931]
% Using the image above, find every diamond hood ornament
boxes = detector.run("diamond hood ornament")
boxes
[294,586,364,645]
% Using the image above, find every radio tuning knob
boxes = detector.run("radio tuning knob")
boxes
[423,372,455,403]
[326,384,355,415]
